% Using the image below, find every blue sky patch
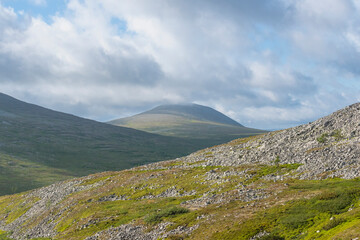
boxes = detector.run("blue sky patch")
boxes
[1,0,66,23]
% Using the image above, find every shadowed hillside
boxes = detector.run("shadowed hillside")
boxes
[0,93,204,195]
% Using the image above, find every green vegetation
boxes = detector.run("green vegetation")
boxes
[144,206,189,224]
[2,166,360,239]
[0,231,12,240]
[317,133,329,143]
[210,179,360,239]
[316,129,344,144]
[245,163,302,183]
[331,129,344,141]
[5,198,40,224]
[322,217,346,231]
[0,153,72,194]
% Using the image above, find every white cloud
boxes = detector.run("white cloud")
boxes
[346,30,360,53]
[0,0,359,129]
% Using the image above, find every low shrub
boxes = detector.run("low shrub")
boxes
[330,129,344,141]
[0,231,12,240]
[259,234,285,240]
[322,217,346,231]
[145,206,189,224]
[280,210,315,229]
[317,133,328,143]
[316,191,339,200]
[314,191,353,214]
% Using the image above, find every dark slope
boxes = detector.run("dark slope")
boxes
[109,103,266,145]
[0,93,199,195]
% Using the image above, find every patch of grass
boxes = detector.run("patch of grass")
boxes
[323,217,346,231]
[317,133,329,143]
[0,153,74,195]
[246,163,302,183]
[144,206,189,224]
[6,197,40,224]
[30,238,52,240]
[0,233,12,240]
[0,230,14,240]
[306,146,326,154]
[80,174,115,186]
[331,129,344,141]
[259,234,285,240]
[229,135,263,146]
[213,178,360,239]
[54,195,192,239]
[290,178,360,191]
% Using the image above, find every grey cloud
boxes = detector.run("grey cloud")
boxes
[0,5,164,87]
[85,48,164,86]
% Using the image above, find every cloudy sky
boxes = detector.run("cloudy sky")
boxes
[0,0,360,129]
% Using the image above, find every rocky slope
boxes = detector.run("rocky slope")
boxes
[180,102,360,180]
[2,103,360,239]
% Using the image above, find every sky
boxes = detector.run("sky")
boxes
[0,0,360,130]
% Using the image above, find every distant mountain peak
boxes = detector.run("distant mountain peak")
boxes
[109,103,265,142]
[138,103,243,127]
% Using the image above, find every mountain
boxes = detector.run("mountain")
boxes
[0,93,205,195]
[109,103,266,145]
[2,103,360,239]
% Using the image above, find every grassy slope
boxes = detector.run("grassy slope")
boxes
[1,137,360,239]
[0,94,204,195]
[0,153,72,194]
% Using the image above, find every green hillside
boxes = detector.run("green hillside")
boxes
[109,104,266,145]
[0,93,204,195]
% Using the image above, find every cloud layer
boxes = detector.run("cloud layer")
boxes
[0,0,360,129]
